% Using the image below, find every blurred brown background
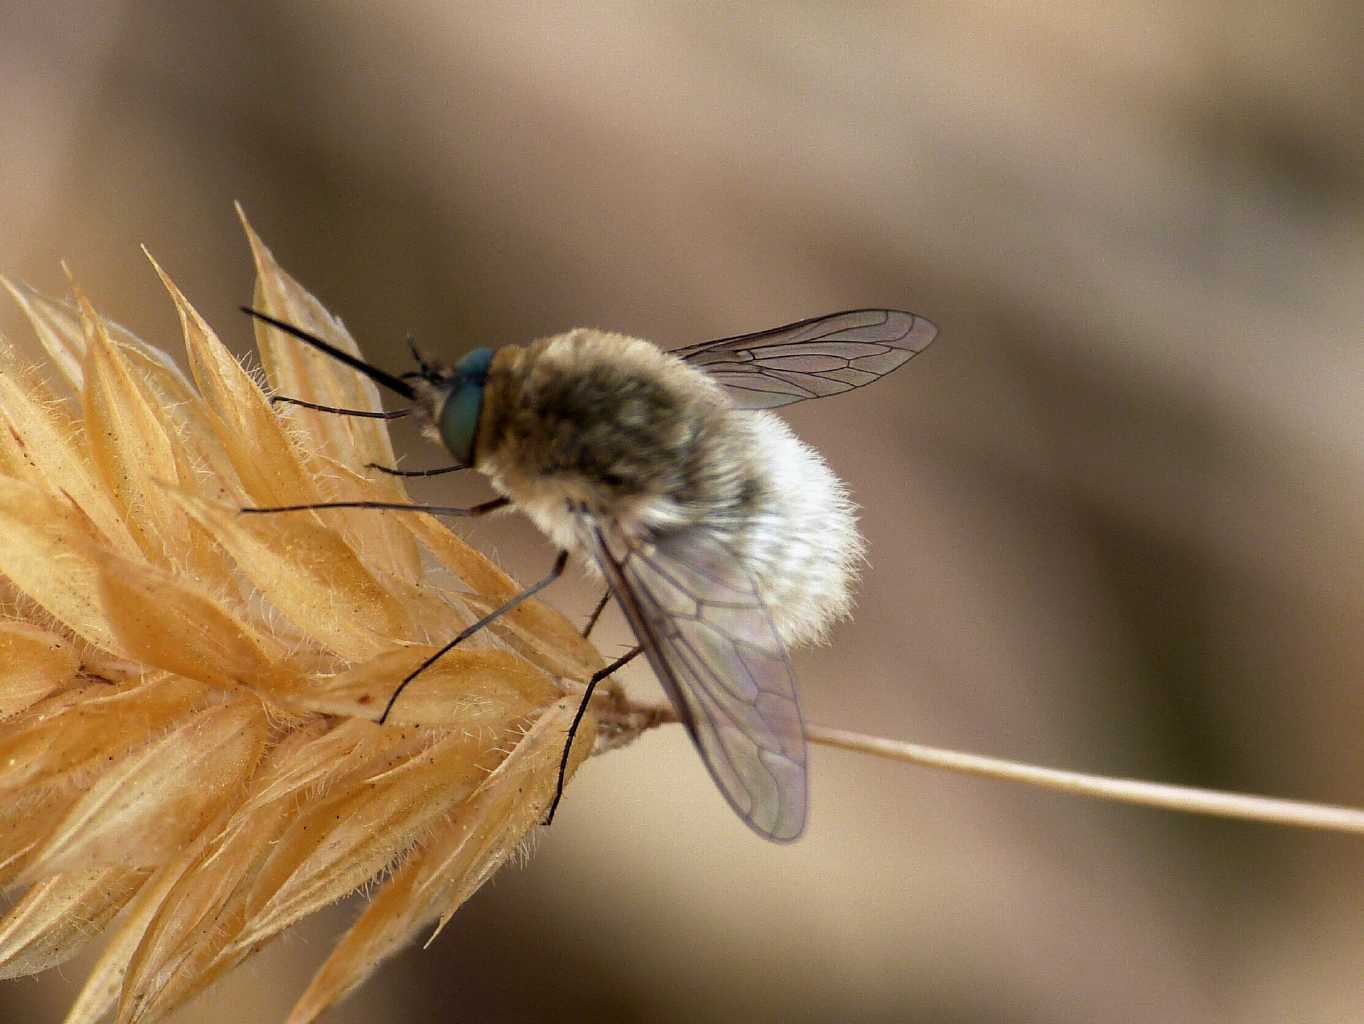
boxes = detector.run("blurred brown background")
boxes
[1,3,1361,1022]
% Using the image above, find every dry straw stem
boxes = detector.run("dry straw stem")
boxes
[610,703,1364,836]
[801,724,1364,835]
[0,210,602,1024]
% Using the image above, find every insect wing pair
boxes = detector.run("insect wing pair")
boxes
[589,309,937,840]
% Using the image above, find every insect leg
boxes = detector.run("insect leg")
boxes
[378,550,571,724]
[581,588,611,638]
[270,395,413,419]
[240,496,510,517]
[544,644,644,826]
[364,461,470,478]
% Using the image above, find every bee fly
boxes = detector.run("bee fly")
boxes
[242,307,938,841]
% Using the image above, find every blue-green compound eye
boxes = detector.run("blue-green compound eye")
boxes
[438,347,494,467]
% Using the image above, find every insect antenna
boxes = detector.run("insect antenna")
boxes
[240,307,418,400]
[406,333,436,377]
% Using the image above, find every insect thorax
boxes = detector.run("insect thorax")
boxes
[476,330,749,526]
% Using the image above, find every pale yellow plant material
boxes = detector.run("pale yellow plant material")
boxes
[240,212,423,585]
[287,697,593,1024]
[0,476,130,652]
[79,298,217,578]
[0,216,604,1023]
[0,866,149,979]
[0,341,140,555]
[0,622,78,718]
[95,550,292,693]
[0,675,207,800]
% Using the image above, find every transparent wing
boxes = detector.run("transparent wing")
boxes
[671,308,938,409]
[577,512,807,842]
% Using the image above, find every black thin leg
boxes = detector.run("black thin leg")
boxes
[581,588,611,638]
[240,496,510,518]
[365,461,470,478]
[378,550,571,724]
[271,395,412,419]
[544,645,643,826]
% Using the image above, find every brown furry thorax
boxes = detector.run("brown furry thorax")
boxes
[469,330,763,535]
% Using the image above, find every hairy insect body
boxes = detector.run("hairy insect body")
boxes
[736,412,862,647]
[252,303,936,840]
[468,329,862,646]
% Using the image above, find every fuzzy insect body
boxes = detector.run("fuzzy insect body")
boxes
[428,330,862,649]
[249,307,938,841]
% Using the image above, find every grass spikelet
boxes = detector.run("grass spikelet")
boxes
[0,215,604,1021]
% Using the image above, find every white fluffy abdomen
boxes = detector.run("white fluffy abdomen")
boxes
[734,412,864,648]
